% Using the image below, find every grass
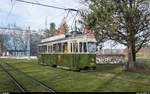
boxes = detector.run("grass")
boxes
[136,56,150,59]
[0,67,20,92]
[0,59,150,92]
[125,56,150,60]
[1,63,47,92]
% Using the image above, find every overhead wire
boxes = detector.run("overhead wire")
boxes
[8,0,81,31]
[67,12,76,22]
[15,0,79,11]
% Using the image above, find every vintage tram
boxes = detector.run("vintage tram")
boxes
[38,32,97,71]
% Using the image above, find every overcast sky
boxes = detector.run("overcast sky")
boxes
[0,0,83,30]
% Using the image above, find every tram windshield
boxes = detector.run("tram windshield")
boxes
[88,42,96,53]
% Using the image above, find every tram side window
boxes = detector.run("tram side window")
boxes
[63,42,68,53]
[76,43,78,52]
[56,44,59,53]
[71,43,72,52]
[83,42,87,52]
[40,45,47,53]
[39,46,42,53]
[79,42,82,52]
[40,46,43,53]
[48,46,52,53]
[88,42,96,52]
[58,43,61,52]
[53,44,56,53]
[73,43,78,52]
[44,46,47,53]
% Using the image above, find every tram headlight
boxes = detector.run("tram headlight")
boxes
[90,58,95,66]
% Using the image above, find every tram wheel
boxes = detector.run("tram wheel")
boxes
[84,66,90,70]
[92,66,96,70]
[52,65,57,67]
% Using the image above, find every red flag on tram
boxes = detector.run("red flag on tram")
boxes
[84,29,88,34]
[91,32,95,34]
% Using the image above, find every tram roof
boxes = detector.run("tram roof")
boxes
[40,33,96,44]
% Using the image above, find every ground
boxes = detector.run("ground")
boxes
[0,59,150,92]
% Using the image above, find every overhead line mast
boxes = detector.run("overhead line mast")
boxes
[15,0,79,12]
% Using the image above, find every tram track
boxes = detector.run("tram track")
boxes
[0,62,55,92]
[0,63,26,92]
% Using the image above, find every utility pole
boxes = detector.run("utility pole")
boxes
[27,26,30,59]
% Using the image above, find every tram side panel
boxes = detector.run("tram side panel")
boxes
[56,54,73,70]
[56,54,96,70]
[38,54,96,70]
[76,54,96,70]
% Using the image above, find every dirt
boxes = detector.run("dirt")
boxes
[114,66,123,71]
[114,64,150,73]
[134,65,150,72]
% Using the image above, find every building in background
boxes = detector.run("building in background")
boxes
[0,27,42,56]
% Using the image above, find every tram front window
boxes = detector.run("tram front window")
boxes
[88,42,96,53]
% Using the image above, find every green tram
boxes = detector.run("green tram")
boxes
[38,32,97,71]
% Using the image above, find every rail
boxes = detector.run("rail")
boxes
[0,64,26,92]
[5,63,55,92]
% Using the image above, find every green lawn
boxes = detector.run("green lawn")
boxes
[136,56,150,59]
[0,59,150,92]
[125,56,150,60]
[0,66,20,92]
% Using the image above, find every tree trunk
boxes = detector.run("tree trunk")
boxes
[128,44,135,71]
[132,43,136,62]
[132,51,136,62]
